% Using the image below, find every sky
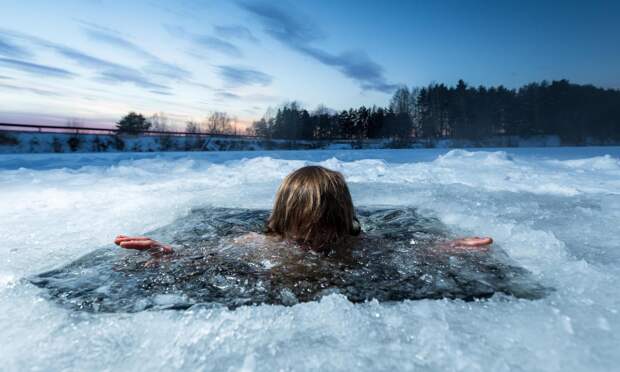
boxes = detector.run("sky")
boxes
[0,0,619,129]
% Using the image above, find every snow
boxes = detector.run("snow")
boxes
[0,130,590,154]
[0,131,269,153]
[1,131,389,154]
[1,147,620,371]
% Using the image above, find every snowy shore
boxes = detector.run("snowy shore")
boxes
[2,130,601,154]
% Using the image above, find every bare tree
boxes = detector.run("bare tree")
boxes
[203,112,233,134]
[65,118,84,135]
[66,118,83,127]
[245,126,256,136]
[230,115,240,135]
[389,86,416,116]
[65,118,84,150]
[150,112,170,132]
[185,120,201,134]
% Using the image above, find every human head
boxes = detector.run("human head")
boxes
[267,166,359,250]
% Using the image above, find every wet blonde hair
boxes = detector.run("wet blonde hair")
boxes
[266,166,359,251]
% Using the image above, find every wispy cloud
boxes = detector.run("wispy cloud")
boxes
[301,48,397,93]
[239,2,397,93]
[0,31,77,78]
[53,46,114,70]
[0,35,31,59]
[213,90,277,103]
[193,35,242,58]
[0,28,172,91]
[217,65,272,87]
[0,82,61,96]
[79,21,191,80]
[149,0,211,20]
[150,89,174,96]
[143,61,191,80]
[214,90,241,99]
[183,80,215,90]
[97,68,169,90]
[214,25,258,43]
[240,2,322,44]
[165,25,243,58]
[52,45,170,90]
[82,22,154,59]
[0,57,76,78]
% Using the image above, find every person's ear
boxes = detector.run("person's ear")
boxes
[351,217,361,236]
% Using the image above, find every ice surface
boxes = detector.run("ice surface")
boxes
[1,147,620,371]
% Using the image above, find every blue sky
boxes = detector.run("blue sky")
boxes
[0,0,618,128]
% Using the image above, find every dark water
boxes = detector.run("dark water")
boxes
[30,207,548,312]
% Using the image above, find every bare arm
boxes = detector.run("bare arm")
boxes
[113,232,267,255]
[437,236,493,252]
[114,235,174,254]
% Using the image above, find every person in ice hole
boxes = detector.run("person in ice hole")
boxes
[114,166,492,255]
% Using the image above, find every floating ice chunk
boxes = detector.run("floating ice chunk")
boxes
[0,273,16,289]
[549,155,620,171]
[153,294,187,306]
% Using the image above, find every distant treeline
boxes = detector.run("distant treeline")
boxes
[249,80,620,143]
[115,111,243,136]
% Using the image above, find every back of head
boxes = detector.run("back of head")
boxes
[267,166,358,251]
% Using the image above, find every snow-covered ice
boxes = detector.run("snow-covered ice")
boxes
[1,147,619,371]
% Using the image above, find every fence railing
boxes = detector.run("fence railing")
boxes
[0,122,261,139]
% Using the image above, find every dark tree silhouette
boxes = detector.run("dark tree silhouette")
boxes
[249,80,620,144]
[116,112,151,134]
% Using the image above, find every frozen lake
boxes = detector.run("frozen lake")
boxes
[1,147,619,371]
